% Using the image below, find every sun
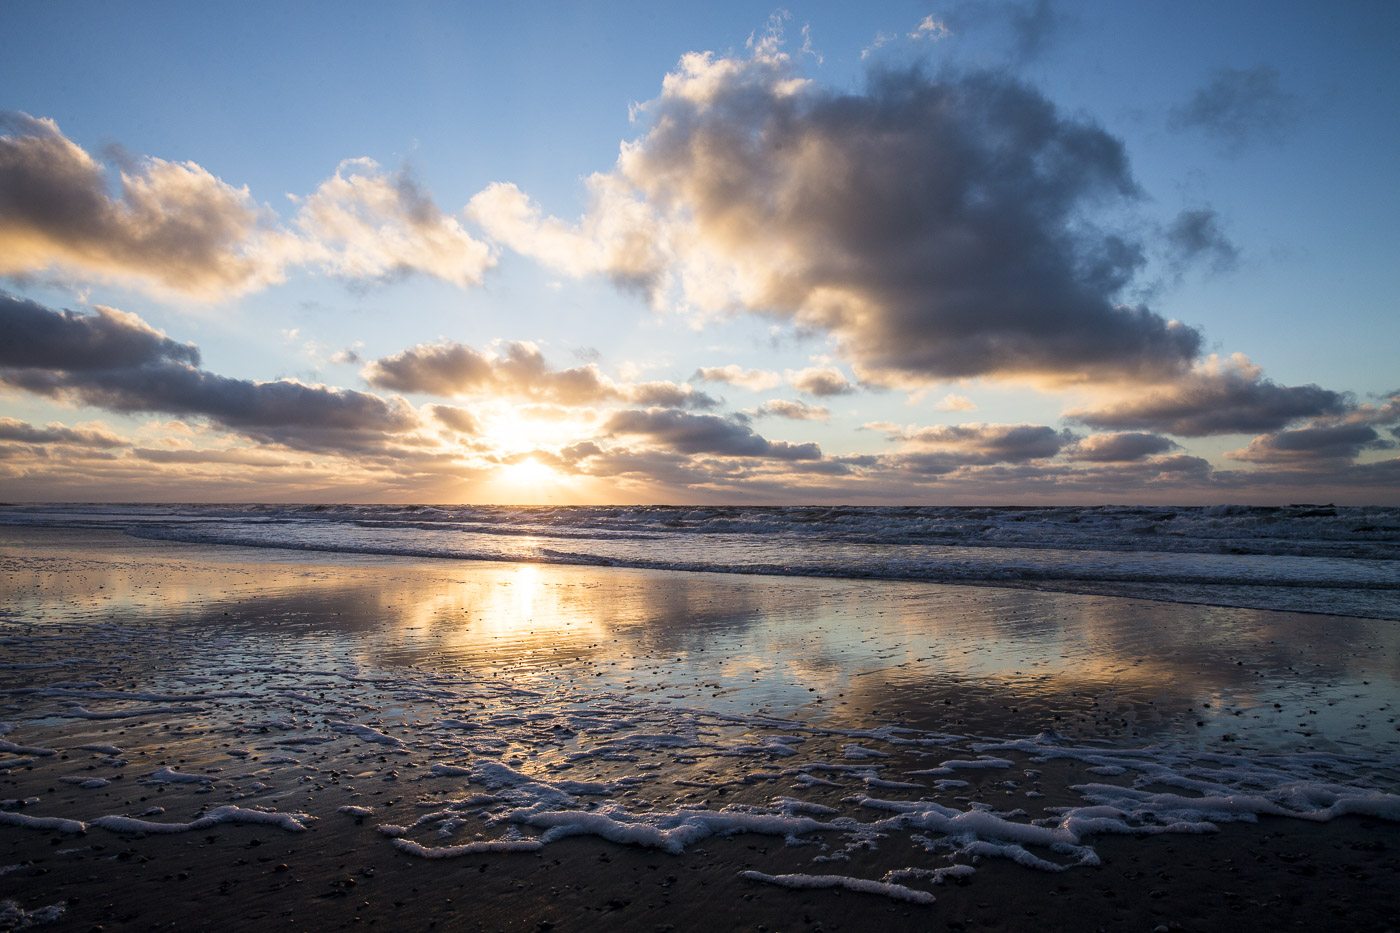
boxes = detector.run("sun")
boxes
[471,407,599,501]
[498,456,561,487]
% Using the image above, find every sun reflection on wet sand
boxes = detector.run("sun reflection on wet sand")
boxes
[5,527,1395,759]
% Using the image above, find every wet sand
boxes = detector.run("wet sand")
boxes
[1,526,1397,931]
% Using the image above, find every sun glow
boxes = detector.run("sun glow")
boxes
[484,410,589,451]
[466,407,613,503]
[499,456,561,486]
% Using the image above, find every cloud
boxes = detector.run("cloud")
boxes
[364,340,715,408]
[884,421,1072,463]
[874,447,1216,487]
[294,159,494,288]
[429,404,483,436]
[898,2,1062,63]
[915,0,1068,65]
[496,47,1200,385]
[861,31,898,60]
[628,380,713,408]
[467,178,666,301]
[331,347,363,365]
[0,296,420,455]
[910,16,952,40]
[1068,354,1350,436]
[362,342,495,396]
[7,365,419,455]
[1064,432,1177,462]
[935,393,977,412]
[1168,66,1302,154]
[693,365,783,391]
[1164,208,1239,275]
[1344,392,1400,427]
[0,293,200,370]
[1225,392,1400,468]
[604,408,822,460]
[556,445,712,487]
[0,114,493,297]
[755,399,830,421]
[132,447,293,466]
[0,417,128,449]
[1002,0,1066,62]
[1226,423,1393,465]
[0,112,287,298]
[786,366,856,396]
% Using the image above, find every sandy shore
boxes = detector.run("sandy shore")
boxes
[1,526,1397,931]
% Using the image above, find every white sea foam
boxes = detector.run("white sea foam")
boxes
[0,740,55,757]
[740,870,937,904]
[143,767,213,785]
[61,705,205,719]
[0,898,66,929]
[90,806,312,834]
[910,757,1014,775]
[328,721,403,746]
[391,837,544,858]
[0,812,86,834]
[58,777,109,789]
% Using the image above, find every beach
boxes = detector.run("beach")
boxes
[1,526,1397,931]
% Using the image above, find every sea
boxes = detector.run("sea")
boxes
[2,502,1397,619]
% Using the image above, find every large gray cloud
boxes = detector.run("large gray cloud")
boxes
[486,49,1203,385]
[0,293,199,370]
[604,409,821,460]
[0,417,128,449]
[1065,432,1177,462]
[1227,423,1393,465]
[1168,66,1302,155]
[884,422,1072,462]
[0,297,418,454]
[364,340,715,408]
[1068,356,1350,436]
[133,447,292,467]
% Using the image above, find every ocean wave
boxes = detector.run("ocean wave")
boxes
[2,503,1397,618]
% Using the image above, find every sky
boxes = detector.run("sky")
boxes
[1,0,1397,505]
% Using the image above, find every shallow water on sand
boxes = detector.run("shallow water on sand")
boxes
[1,528,1397,926]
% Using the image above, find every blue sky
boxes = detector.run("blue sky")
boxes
[1,0,1397,504]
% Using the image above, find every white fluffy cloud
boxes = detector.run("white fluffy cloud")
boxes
[0,112,288,298]
[467,176,666,301]
[693,365,783,392]
[0,114,494,297]
[292,159,494,288]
